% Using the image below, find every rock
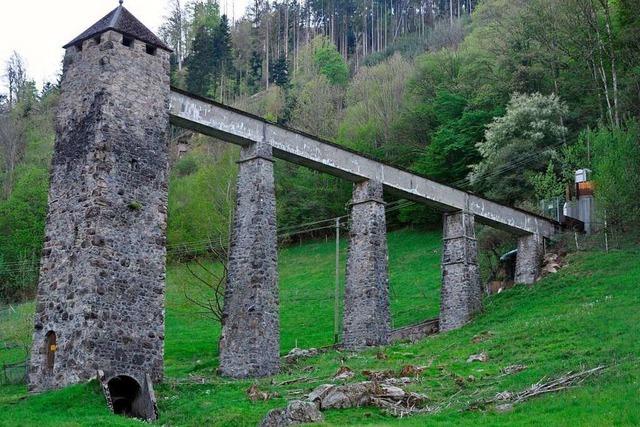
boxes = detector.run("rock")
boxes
[259,400,324,427]
[309,382,374,409]
[399,365,426,377]
[540,253,564,277]
[362,370,395,381]
[501,364,527,375]
[379,377,412,386]
[495,403,514,413]
[307,384,333,403]
[495,391,514,401]
[467,352,489,363]
[284,348,319,364]
[378,384,405,399]
[471,331,494,344]
[333,366,355,380]
[307,381,427,411]
[246,384,275,402]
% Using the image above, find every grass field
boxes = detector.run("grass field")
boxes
[0,228,639,426]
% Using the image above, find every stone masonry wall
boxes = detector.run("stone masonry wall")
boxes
[28,31,170,392]
[343,180,391,350]
[218,140,280,378]
[389,318,439,344]
[439,211,482,332]
[515,234,544,284]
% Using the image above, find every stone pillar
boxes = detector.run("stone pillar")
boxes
[343,180,391,350]
[514,234,544,284]
[439,211,481,332]
[219,140,279,378]
[28,30,170,392]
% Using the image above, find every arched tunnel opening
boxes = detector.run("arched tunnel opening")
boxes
[107,375,143,419]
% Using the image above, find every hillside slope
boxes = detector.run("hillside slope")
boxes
[0,229,639,426]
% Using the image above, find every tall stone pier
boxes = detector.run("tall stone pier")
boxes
[343,180,391,349]
[29,5,171,393]
[439,211,482,332]
[515,234,544,284]
[219,139,280,378]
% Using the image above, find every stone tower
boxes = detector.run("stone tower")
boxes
[28,5,171,394]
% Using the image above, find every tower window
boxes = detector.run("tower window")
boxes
[75,42,83,52]
[93,35,101,45]
[44,331,57,373]
[122,36,134,48]
[145,45,156,56]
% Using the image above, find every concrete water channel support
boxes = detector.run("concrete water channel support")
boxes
[169,88,557,373]
[30,4,559,399]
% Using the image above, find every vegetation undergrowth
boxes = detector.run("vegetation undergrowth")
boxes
[0,230,638,426]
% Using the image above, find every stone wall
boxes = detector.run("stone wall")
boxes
[343,180,391,349]
[218,140,280,378]
[28,30,170,392]
[515,234,544,284]
[439,211,482,332]
[390,318,439,343]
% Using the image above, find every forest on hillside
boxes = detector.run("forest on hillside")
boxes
[1,0,640,303]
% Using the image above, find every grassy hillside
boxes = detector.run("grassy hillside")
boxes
[1,229,639,426]
[164,228,442,378]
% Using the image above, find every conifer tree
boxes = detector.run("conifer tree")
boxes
[185,26,216,97]
[271,55,290,87]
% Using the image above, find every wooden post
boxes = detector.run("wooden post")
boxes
[334,217,340,344]
[604,210,609,252]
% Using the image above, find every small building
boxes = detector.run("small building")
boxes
[564,169,596,234]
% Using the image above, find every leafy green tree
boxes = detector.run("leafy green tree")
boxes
[189,0,220,35]
[527,160,564,201]
[275,162,351,231]
[167,145,238,259]
[290,75,343,139]
[589,122,640,230]
[338,54,413,162]
[414,102,499,185]
[0,166,48,302]
[471,92,567,204]
[313,40,349,86]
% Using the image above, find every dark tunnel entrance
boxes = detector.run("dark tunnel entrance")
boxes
[107,375,143,419]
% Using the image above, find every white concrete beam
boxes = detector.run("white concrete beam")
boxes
[169,89,557,238]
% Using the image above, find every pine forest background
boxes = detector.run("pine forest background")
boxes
[1,0,640,303]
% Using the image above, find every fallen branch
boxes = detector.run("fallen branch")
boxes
[468,365,606,409]
[275,376,320,386]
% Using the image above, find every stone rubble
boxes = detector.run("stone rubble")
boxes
[259,400,324,427]
[284,348,319,364]
[467,352,489,363]
[307,381,427,411]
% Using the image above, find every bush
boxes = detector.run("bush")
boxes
[313,41,349,86]
[0,166,48,302]
[590,122,640,231]
[174,156,199,177]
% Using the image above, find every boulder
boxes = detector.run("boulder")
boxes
[259,400,324,427]
[467,352,489,363]
[284,348,319,364]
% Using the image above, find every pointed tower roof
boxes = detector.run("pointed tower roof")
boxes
[63,5,171,51]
